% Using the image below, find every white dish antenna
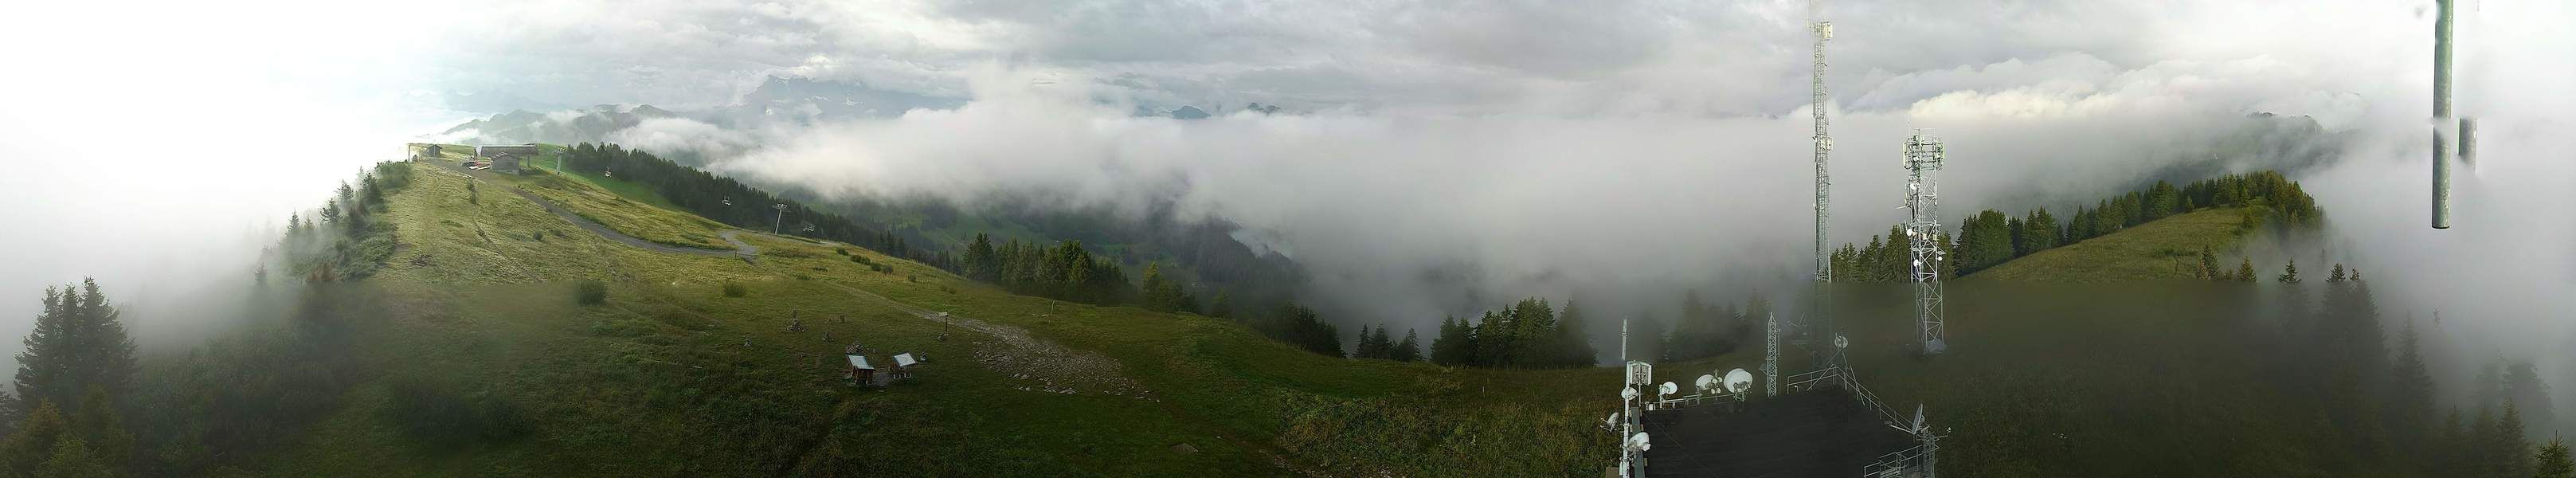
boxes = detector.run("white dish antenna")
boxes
[1911,404,1927,432]
[1620,386,1639,402]
[1834,335,1850,350]
[1694,374,1719,393]
[1627,432,1652,452]
[1658,382,1678,398]
[1606,412,1622,428]
[1723,368,1754,394]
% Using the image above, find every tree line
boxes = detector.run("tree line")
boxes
[0,167,417,475]
[275,160,413,282]
[2264,265,2574,476]
[1834,170,2323,280]
[957,233,1140,308]
[558,143,942,268]
[1424,298,1599,369]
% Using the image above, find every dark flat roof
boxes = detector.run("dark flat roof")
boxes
[1640,386,1916,478]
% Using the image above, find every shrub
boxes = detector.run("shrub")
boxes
[722,282,747,297]
[835,248,849,256]
[851,255,874,264]
[792,273,812,281]
[575,280,607,305]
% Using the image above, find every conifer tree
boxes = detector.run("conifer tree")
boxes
[2506,403,2535,478]
[2328,263,2348,283]
[1392,329,1421,362]
[2237,258,2257,283]
[1369,326,1395,360]
[9,280,135,423]
[2537,437,2575,478]
[2198,247,2220,280]
[0,402,67,475]
[2278,259,2303,284]
[1431,315,1476,366]
[2391,320,2437,450]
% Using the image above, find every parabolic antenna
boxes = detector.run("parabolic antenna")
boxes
[1834,335,1850,349]
[1620,386,1639,402]
[1723,368,1754,394]
[1694,374,1719,393]
[1658,382,1678,397]
[1627,433,1652,452]
[1606,412,1622,427]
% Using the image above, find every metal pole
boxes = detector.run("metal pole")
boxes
[773,204,787,234]
[2432,0,2453,229]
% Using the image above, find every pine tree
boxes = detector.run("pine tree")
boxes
[2278,259,2302,284]
[2506,403,2536,478]
[0,402,67,475]
[9,280,136,423]
[33,437,109,478]
[1392,329,1421,362]
[2391,320,2437,451]
[2198,247,2220,280]
[2328,263,2348,282]
[2537,437,2575,478]
[2237,258,2257,283]
[964,233,999,281]
[1369,326,1395,360]
[1554,300,1598,367]
[1431,315,1475,366]
[1138,262,1174,312]
[1352,325,1376,358]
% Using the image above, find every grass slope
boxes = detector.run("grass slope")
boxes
[253,160,1613,477]
[250,158,2396,477]
[1975,207,2258,282]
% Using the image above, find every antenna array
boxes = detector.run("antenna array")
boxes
[1902,132,1948,355]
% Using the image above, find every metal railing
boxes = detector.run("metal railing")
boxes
[1865,442,1936,478]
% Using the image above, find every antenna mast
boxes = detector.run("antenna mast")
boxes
[1811,2,1834,284]
[1904,131,1948,355]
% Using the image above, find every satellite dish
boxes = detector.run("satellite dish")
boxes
[1911,404,1927,432]
[1627,433,1652,452]
[1620,386,1639,402]
[1658,382,1678,397]
[1694,374,1719,393]
[1723,368,1754,394]
[1834,335,1850,349]
[1606,412,1622,427]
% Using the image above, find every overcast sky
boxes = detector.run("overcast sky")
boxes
[0,0,2569,378]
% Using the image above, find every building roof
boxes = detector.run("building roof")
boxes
[847,355,874,370]
[1638,386,1917,478]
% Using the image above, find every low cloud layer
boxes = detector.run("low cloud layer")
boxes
[0,0,2566,402]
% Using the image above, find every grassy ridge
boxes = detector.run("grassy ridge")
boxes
[1974,207,2259,282]
[253,160,1615,476]
[250,158,2400,476]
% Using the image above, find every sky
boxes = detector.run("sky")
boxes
[0,0,2568,386]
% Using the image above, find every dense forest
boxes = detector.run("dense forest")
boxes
[0,165,420,476]
[558,143,940,267]
[1833,170,2321,280]
[1423,298,1599,369]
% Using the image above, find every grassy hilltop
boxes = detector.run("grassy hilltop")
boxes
[202,147,2418,477]
[1975,207,2262,282]
[248,150,1615,476]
